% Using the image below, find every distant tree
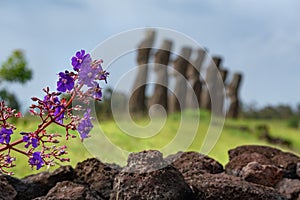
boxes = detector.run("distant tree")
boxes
[240,101,259,118]
[241,102,296,119]
[258,106,276,119]
[297,103,300,117]
[0,90,19,109]
[0,50,33,110]
[94,87,128,120]
[95,87,112,119]
[276,105,293,119]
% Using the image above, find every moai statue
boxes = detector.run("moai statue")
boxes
[185,48,206,109]
[220,68,228,83]
[217,68,229,114]
[227,73,243,118]
[129,30,156,114]
[170,47,192,113]
[201,56,223,111]
[148,40,173,114]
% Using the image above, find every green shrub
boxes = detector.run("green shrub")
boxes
[287,116,299,128]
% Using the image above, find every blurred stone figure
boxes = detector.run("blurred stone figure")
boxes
[227,73,243,118]
[129,30,156,114]
[218,68,229,114]
[220,68,228,83]
[170,47,192,113]
[201,56,223,113]
[185,48,206,109]
[149,40,173,114]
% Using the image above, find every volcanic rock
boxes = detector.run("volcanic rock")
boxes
[35,181,102,200]
[110,150,197,200]
[240,161,283,187]
[297,162,300,178]
[276,178,300,200]
[0,145,298,199]
[3,165,74,200]
[0,175,17,200]
[228,145,282,160]
[74,158,119,199]
[189,172,286,200]
[272,152,300,179]
[166,151,223,184]
[225,152,272,176]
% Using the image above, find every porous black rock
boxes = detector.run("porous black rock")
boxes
[34,181,103,200]
[4,165,74,200]
[0,145,297,199]
[110,150,197,200]
[74,158,120,199]
[190,172,286,200]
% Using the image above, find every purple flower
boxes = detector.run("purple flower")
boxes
[23,135,39,148]
[53,103,64,124]
[43,95,65,123]
[5,155,15,164]
[92,82,102,100]
[43,95,59,108]
[77,109,93,139]
[71,50,91,71]
[78,63,101,87]
[57,71,74,92]
[100,72,109,83]
[0,127,13,144]
[98,64,109,83]
[29,152,44,170]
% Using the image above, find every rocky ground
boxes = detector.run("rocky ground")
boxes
[1,145,300,200]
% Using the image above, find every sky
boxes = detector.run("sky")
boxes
[0,0,300,111]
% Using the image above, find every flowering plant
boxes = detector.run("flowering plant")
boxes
[0,50,108,174]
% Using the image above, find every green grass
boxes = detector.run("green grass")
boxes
[6,110,300,178]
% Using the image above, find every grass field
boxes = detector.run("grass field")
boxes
[7,110,300,178]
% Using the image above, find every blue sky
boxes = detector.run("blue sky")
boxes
[1,0,300,111]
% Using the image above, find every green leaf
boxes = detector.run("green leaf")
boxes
[0,50,33,83]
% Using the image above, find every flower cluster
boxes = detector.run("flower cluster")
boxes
[77,109,93,139]
[0,50,108,174]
